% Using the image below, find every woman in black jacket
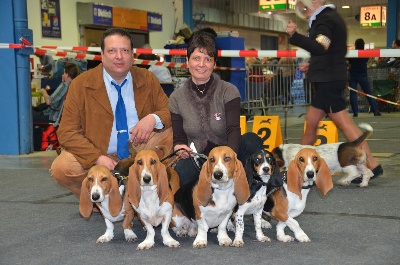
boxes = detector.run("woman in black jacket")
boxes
[285,0,383,181]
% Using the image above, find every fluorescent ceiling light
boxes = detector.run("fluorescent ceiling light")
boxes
[342,6,350,9]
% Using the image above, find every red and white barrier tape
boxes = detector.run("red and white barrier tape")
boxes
[3,43,400,58]
[347,85,400,106]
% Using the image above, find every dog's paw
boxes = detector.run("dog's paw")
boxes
[188,227,197,237]
[136,241,155,250]
[231,239,244,247]
[124,229,138,242]
[193,239,207,248]
[226,221,236,232]
[218,237,232,246]
[261,219,272,229]
[359,182,369,188]
[164,239,180,248]
[257,235,271,242]
[296,233,311,242]
[277,234,294,243]
[96,234,113,243]
[172,227,188,237]
[336,178,351,186]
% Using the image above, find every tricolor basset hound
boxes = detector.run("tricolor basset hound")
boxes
[273,123,374,187]
[126,149,180,250]
[79,165,137,243]
[230,149,283,247]
[171,146,250,248]
[264,148,332,242]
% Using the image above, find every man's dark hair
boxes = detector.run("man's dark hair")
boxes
[64,63,80,79]
[187,31,218,62]
[354,38,365,50]
[394,39,400,47]
[101,28,134,51]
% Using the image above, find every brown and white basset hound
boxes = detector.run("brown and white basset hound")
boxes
[264,148,333,242]
[171,146,250,248]
[126,149,180,250]
[79,165,137,243]
[273,123,374,187]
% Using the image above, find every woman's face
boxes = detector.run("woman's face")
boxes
[62,70,69,82]
[187,47,215,84]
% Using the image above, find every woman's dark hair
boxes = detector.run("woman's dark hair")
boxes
[186,31,218,62]
[64,63,80,79]
[101,28,134,51]
[354,38,365,50]
[393,39,400,47]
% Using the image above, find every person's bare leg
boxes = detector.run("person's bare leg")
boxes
[301,106,327,145]
[328,110,379,170]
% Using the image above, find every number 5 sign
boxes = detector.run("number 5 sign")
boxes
[252,116,283,151]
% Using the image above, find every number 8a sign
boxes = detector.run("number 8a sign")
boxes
[304,121,338,146]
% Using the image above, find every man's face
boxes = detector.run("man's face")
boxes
[101,34,134,82]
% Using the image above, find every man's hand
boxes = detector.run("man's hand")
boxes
[129,114,156,146]
[95,155,118,170]
[299,62,310,73]
[286,20,297,37]
[174,144,192,159]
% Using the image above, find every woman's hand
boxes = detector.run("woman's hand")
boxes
[174,144,192,159]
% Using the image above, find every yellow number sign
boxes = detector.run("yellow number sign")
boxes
[252,116,283,151]
[240,116,247,135]
[304,121,338,146]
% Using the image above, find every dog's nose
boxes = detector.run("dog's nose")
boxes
[143,175,151,184]
[306,171,314,179]
[91,193,100,201]
[213,171,223,180]
[262,167,270,174]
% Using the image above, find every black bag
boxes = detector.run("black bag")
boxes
[33,126,44,151]
[33,103,49,112]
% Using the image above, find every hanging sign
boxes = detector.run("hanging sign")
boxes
[259,0,287,11]
[360,5,385,28]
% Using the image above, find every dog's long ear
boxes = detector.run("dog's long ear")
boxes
[195,160,212,206]
[286,159,303,199]
[234,158,250,205]
[244,157,254,184]
[108,176,123,217]
[156,162,171,205]
[127,164,141,208]
[315,157,333,196]
[270,162,284,187]
[79,177,93,218]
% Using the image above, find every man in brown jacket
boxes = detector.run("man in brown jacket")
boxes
[50,28,172,197]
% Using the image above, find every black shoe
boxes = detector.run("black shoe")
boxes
[351,177,362,184]
[371,165,383,179]
[351,165,383,184]
[353,114,358,117]
[374,113,382,116]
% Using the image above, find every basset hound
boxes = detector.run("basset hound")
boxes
[230,149,283,247]
[126,149,180,250]
[79,165,137,243]
[273,123,374,187]
[264,148,332,242]
[171,146,250,248]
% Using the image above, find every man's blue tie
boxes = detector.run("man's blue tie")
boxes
[111,79,130,159]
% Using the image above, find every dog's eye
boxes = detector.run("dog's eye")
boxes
[137,160,143,165]
[313,156,318,161]
[210,157,215,163]
[151,159,156,165]
[101,177,108,182]
[224,156,231,162]
[88,177,93,182]
[299,157,305,163]
[254,157,261,164]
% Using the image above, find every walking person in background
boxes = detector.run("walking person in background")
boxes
[348,38,381,117]
[286,0,383,182]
